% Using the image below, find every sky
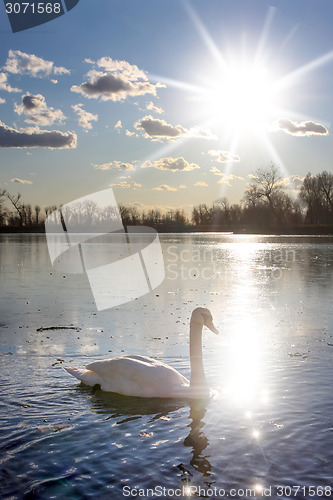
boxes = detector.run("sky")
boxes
[0,0,333,214]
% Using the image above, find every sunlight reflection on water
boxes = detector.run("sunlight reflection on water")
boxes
[1,234,333,498]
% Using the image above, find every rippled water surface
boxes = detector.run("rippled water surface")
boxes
[1,233,333,499]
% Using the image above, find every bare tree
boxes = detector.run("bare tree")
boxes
[6,193,26,226]
[251,163,282,210]
[34,205,41,225]
[191,204,212,225]
[318,171,333,212]
[242,184,263,208]
[0,189,7,226]
[299,171,333,224]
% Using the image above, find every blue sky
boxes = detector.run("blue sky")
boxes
[0,0,333,213]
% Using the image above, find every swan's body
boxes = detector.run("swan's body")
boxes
[64,307,218,398]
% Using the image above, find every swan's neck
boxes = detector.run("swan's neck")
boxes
[190,322,208,393]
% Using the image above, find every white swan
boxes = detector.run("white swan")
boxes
[63,307,218,398]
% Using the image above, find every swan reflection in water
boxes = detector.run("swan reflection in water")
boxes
[79,385,212,487]
[183,399,211,478]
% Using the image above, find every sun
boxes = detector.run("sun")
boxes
[204,62,277,134]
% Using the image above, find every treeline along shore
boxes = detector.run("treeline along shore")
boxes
[1,166,333,234]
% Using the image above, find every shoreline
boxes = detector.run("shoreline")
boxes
[1,225,333,235]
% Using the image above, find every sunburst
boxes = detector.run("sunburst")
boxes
[144,2,332,198]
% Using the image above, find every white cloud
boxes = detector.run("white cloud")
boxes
[278,174,305,189]
[125,129,135,136]
[4,50,70,78]
[134,115,216,141]
[125,201,191,214]
[215,172,245,186]
[94,160,135,171]
[114,120,122,129]
[109,180,142,189]
[71,57,164,102]
[15,94,65,126]
[272,118,328,137]
[72,103,98,130]
[153,184,179,191]
[0,121,77,148]
[10,178,32,184]
[0,72,21,93]
[208,149,240,163]
[0,97,5,104]
[146,101,164,114]
[194,181,209,187]
[142,156,200,172]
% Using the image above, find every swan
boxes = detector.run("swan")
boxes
[63,307,218,398]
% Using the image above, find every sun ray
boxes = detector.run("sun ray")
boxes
[254,6,277,66]
[217,133,241,198]
[254,128,299,193]
[274,48,333,92]
[182,0,228,70]
[123,5,331,207]
[148,73,204,94]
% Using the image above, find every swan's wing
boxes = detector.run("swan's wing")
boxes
[85,356,189,397]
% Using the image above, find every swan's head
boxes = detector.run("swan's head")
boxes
[191,307,219,334]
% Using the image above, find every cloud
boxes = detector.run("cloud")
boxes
[135,115,185,139]
[153,184,179,191]
[4,50,70,78]
[146,101,164,114]
[142,156,200,172]
[72,103,98,130]
[278,174,305,189]
[0,72,21,93]
[10,178,32,184]
[114,120,122,129]
[15,94,65,126]
[208,149,241,163]
[272,118,328,137]
[125,200,192,214]
[93,160,135,171]
[71,57,164,102]
[134,115,216,141]
[216,173,245,186]
[109,180,142,189]
[0,121,77,148]
[194,181,209,187]
[125,129,135,136]
[0,97,5,104]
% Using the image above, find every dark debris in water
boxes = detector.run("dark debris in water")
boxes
[287,352,309,359]
[36,326,81,332]
[139,431,153,437]
[52,358,65,366]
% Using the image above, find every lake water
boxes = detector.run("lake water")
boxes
[1,233,333,499]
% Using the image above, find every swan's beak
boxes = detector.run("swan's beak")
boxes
[206,320,219,335]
